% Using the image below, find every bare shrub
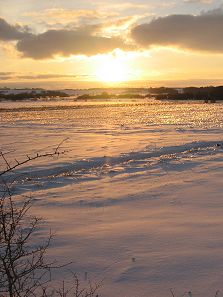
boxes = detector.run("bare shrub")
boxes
[0,182,53,296]
[0,145,100,297]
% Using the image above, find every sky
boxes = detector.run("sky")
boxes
[1,0,223,88]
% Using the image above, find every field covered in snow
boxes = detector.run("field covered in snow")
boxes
[1,99,223,297]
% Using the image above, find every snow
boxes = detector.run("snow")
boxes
[1,99,223,297]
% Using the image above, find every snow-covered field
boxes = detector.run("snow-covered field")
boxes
[1,99,223,297]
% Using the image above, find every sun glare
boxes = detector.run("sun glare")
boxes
[96,57,130,83]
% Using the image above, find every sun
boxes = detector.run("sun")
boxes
[96,56,130,83]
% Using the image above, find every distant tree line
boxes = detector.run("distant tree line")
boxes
[155,86,223,101]
[0,90,70,101]
[76,91,145,100]
[147,87,179,95]
[2,86,223,102]
[75,88,186,100]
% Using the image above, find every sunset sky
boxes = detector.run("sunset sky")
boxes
[1,0,223,88]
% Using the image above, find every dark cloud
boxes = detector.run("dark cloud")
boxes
[17,29,129,59]
[0,18,30,41]
[16,29,129,59]
[131,12,223,53]
[18,74,77,79]
[0,72,14,81]
[0,76,11,81]
[0,72,14,75]
[0,17,130,59]
[0,72,78,80]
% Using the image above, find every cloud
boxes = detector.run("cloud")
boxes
[0,76,12,81]
[202,6,223,15]
[0,72,15,81]
[18,74,77,80]
[0,72,81,80]
[0,72,14,75]
[99,16,142,38]
[103,2,149,12]
[25,7,144,34]
[184,0,213,3]
[0,18,131,59]
[131,12,223,53]
[26,8,102,20]
[16,29,130,59]
[0,77,11,81]
[25,8,110,26]
[0,18,30,41]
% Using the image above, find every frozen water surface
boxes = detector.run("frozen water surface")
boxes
[1,99,223,297]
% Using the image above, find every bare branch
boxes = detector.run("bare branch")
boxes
[0,143,100,297]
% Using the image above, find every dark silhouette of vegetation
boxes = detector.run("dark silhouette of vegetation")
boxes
[0,90,69,101]
[75,86,223,102]
[0,144,100,297]
[155,86,223,101]
[76,92,111,100]
[2,86,223,102]
[146,87,179,96]
[75,88,180,100]
[0,182,54,296]
[76,92,146,100]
